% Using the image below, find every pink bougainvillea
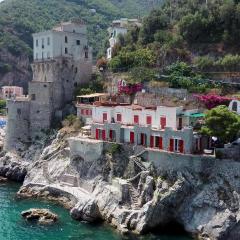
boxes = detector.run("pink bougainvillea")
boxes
[194,94,232,109]
[118,82,143,95]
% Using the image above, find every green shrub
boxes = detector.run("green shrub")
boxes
[194,56,215,71]
[109,143,121,155]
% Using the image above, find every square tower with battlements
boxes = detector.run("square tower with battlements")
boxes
[5,20,93,151]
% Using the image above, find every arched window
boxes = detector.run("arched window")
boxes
[232,101,238,112]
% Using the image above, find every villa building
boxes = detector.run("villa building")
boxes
[107,18,141,59]
[77,96,207,154]
[76,93,108,124]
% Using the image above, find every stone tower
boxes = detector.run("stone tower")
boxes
[5,20,92,150]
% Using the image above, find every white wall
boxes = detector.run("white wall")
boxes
[92,106,114,123]
[123,128,131,143]
[92,105,183,129]
[33,28,90,61]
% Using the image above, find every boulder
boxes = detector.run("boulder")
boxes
[70,198,101,222]
[21,208,58,224]
[0,176,7,183]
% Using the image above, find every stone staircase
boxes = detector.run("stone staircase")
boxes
[129,155,147,171]
[59,174,78,187]
[128,183,140,209]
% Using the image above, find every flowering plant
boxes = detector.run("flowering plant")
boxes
[194,94,232,109]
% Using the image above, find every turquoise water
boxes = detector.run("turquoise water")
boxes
[0,182,192,240]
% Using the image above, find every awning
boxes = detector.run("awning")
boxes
[82,125,91,130]
[190,113,205,118]
[77,93,107,98]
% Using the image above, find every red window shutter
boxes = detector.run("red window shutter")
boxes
[117,114,122,122]
[160,117,166,129]
[150,136,154,148]
[89,110,92,116]
[96,129,99,140]
[146,116,152,125]
[130,132,135,144]
[159,137,163,150]
[169,139,174,152]
[109,130,113,140]
[179,140,184,153]
[103,113,107,122]
[102,130,106,140]
[134,115,139,124]
[86,109,89,115]
[81,109,84,115]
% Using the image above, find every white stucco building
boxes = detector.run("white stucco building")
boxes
[76,96,207,154]
[107,18,141,59]
[1,86,24,99]
[33,20,92,61]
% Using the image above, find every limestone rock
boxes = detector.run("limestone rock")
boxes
[0,176,7,183]
[21,208,58,224]
[0,155,27,182]
[70,198,101,222]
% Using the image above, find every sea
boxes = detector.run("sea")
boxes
[0,182,193,240]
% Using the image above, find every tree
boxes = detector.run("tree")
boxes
[201,105,240,144]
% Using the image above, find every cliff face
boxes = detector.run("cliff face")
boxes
[0,49,31,91]
[1,129,240,240]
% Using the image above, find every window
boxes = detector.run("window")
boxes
[133,115,139,124]
[42,52,44,59]
[146,115,152,125]
[85,51,88,59]
[42,38,44,48]
[36,53,38,60]
[47,52,50,59]
[160,116,166,129]
[174,139,179,152]
[65,48,68,54]
[116,113,122,122]
[47,37,50,45]
[65,36,68,43]
[170,138,184,153]
[232,101,238,112]
[178,117,183,130]
[36,39,38,47]
[17,108,21,115]
[31,94,36,100]
[76,40,80,45]
[103,113,108,122]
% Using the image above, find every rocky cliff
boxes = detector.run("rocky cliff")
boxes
[1,128,240,240]
[0,49,31,91]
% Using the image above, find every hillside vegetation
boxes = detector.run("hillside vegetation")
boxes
[110,0,240,72]
[0,0,162,89]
